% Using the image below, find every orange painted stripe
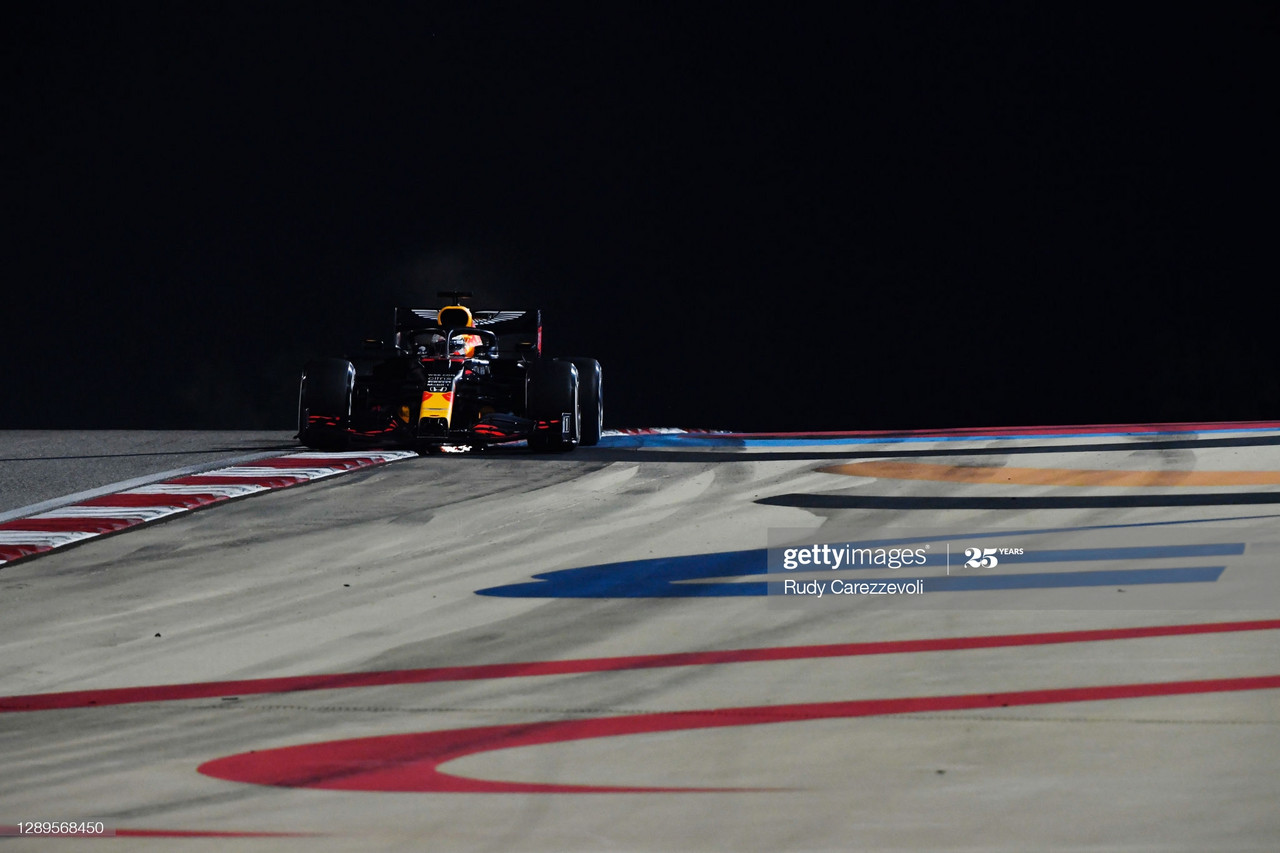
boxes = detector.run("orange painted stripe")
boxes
[820,460,1280,487]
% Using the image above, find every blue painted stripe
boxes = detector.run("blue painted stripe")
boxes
[771,567,1226,593]
[999,544,1244,564]
[920,566,1225,591]
[484,565,1226,598]
[476,541,1235,598]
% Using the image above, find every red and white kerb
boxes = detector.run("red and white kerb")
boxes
[0,451,417,567]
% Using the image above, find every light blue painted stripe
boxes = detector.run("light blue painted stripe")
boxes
[596,426,1280,448]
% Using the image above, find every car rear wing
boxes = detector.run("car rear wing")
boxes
[394,307,543,358]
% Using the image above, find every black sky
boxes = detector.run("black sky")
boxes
[7,3,1278,431]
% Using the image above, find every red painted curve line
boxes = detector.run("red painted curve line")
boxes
[5,619,1279,712]
[197,673,1280,794]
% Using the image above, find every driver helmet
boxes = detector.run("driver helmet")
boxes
[450,333,481,356]
[450,333,481,358]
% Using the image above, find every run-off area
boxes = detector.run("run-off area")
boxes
[1,426,1278,852]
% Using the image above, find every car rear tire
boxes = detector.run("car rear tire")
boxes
[298,358,354,450]
[526,360,579,452]
[561,358,602,446]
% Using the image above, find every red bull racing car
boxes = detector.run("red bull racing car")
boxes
[297,294,602,452]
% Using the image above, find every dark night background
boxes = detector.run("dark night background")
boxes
[6,3,1277,432]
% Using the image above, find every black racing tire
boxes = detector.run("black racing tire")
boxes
[561,357,602,446]
[298,358,355,450]
[526,359,580,452]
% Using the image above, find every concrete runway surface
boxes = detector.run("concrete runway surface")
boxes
[1,426,1278,851]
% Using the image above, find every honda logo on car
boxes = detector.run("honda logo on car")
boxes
[426,373,455,393]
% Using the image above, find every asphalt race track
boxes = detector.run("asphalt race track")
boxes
[2,425,1279,851]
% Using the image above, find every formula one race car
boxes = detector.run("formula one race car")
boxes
[297,294,602,452]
